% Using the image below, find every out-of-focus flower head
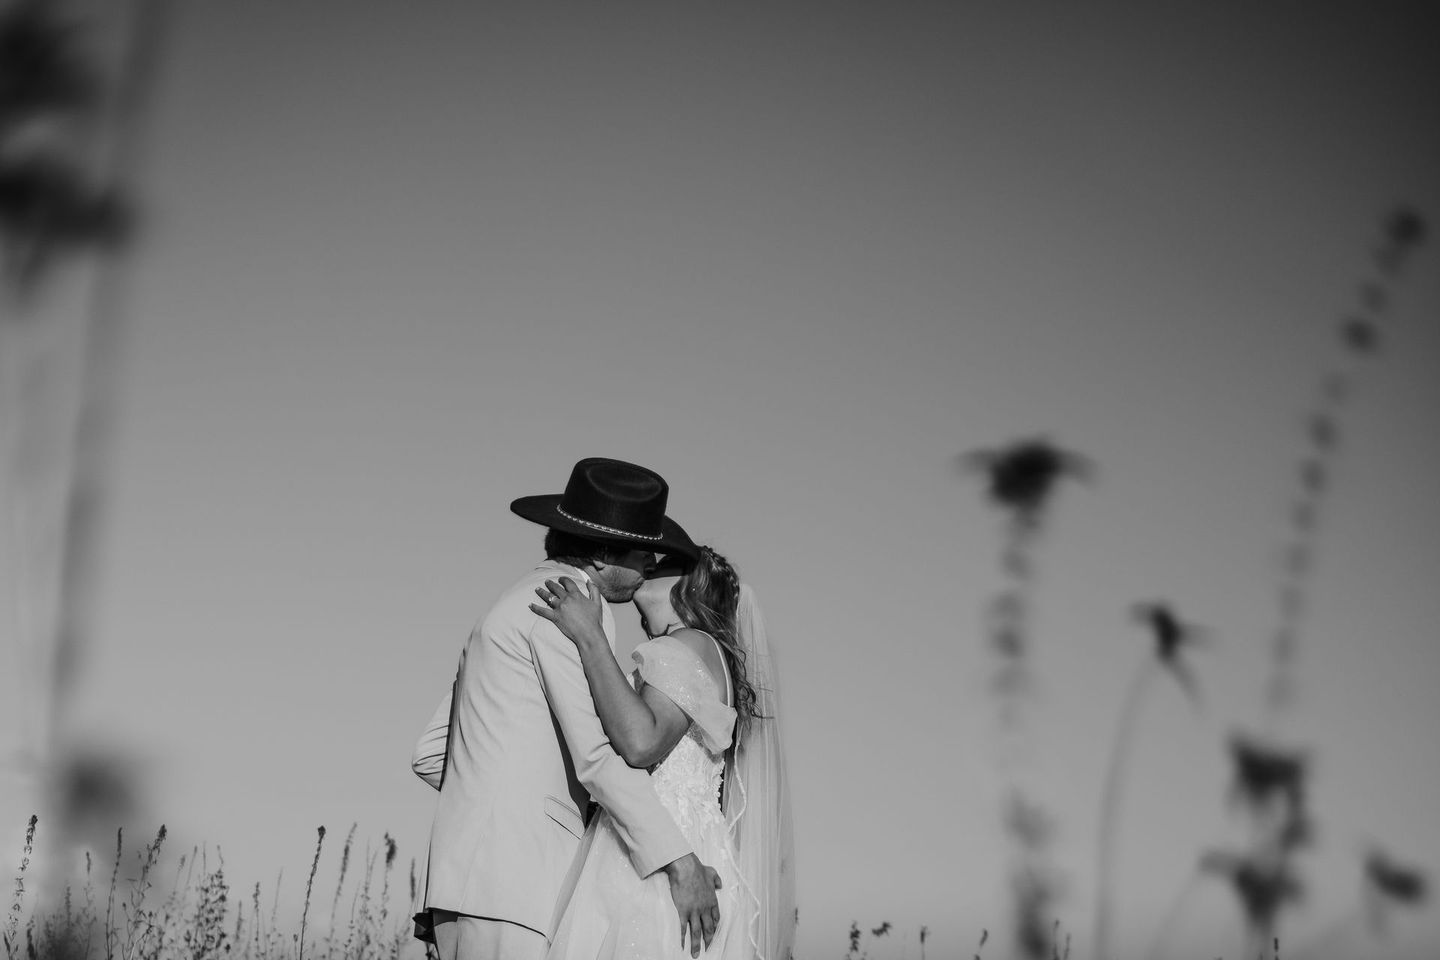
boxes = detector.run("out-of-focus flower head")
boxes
[1132,601,1209,706]
[1380,206,1426,260]
[1365,848,1427,905]
[1201,849,1304,932]
[1340,316,1380,355]
[961,436,1092,530]
[1385,207,1426,248]
[0,1,96,130]
[1363,846,1428,935]
[1374,206,1427,276]
[0,153,130,293]
[1227,731,1308,812]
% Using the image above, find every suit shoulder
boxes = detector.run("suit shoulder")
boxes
[486,567,552,613]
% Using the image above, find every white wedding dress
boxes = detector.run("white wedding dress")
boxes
[548,632,746,960]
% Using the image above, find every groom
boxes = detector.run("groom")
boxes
[411,458,722,960]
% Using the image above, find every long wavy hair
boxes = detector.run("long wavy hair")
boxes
[669,545,765,739]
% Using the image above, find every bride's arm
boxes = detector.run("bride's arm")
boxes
[532,576,690,768]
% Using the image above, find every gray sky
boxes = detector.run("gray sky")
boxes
[3,3,1439,958]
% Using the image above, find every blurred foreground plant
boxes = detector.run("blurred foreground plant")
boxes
[964,436,1090,958]
[1,1,172,878]
[1203,207,1430,956]
[1092,602,1209,960]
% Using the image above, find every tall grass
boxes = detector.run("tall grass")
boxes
[4,819,420,960]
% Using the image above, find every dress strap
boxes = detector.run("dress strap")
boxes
[694,629,732,708]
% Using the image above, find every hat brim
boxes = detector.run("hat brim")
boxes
[510,494,700,562]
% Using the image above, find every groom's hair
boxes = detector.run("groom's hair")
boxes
[544,528,631,568]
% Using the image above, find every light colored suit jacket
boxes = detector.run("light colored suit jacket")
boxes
[413,562,691,937]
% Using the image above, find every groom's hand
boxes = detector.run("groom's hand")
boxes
[662,853,722,958]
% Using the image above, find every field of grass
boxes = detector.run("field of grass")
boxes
[0,813,1338,960]
[5,819,422,960]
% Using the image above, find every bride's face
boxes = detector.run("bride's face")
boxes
[633,574,682,638]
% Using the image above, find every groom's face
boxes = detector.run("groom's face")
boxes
[592,548,657,602]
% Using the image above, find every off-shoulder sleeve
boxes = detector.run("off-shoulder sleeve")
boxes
[632,635,737,754]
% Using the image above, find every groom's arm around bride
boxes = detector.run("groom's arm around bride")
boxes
[412,562,722,958]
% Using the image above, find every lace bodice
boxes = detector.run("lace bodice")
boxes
[630,634,737,844]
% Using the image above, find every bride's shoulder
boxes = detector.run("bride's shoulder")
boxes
[668,628,725,679]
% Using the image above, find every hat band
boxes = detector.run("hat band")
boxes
[555,505,663,542]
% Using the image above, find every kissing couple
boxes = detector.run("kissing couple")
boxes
[411,458,796,960]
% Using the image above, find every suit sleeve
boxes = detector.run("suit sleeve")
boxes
[529,616,692,878]
[411,686,453,791]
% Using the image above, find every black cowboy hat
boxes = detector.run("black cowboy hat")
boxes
[510,457,700,563]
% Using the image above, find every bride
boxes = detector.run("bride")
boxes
[530,545,795,960]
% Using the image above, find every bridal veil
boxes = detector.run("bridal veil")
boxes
[722,584,797,960]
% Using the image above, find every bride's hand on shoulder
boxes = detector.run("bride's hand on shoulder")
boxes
[531,576,606,648]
